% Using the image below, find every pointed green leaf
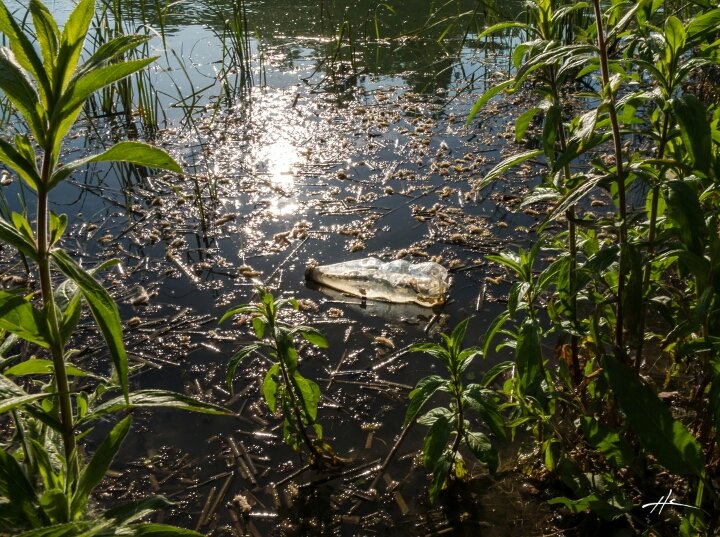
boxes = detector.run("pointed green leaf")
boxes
[72,415,132,518]
[50,249,128,401]
[0,47,44,142]
[516,319,543,398]
[30,0,59,78]
[50,141,182,188]
[297,327,328,348]
[603,356,703,475]
[56,0,95,92]
[292,372,321,422]
[124,523,204,536]
[78,389,231,425]
[465,430,497,472]
[664,180,706,255]
[475,150,543,191]
[226,344,260,391]
[0,445,42,526]
[76,34,150,77]
[102,495,173,525]
[0,290,50,348]
[0,138,42,192]
[5,358,90,378]
[580,417,634,469]
[0,0,52,104]
[466,78,514,125]
[423,414,450,468]
[463,384,506,440]
[515,107,541,142]
[405,375,448,425]
[672,94,712,175]
[51,58,156,157]
[263,363,280,412]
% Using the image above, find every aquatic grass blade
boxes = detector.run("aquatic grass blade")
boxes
[71,415,132,518]
[50,249,129,402]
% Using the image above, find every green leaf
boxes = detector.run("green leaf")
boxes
[515,107,541,142]
[423,414,451,468]
[482,311,510,358]
[103,495,173,525]
[464,430,497,472]
[476,21,529,40]
[39,488,69,524]
[49,212,68,246]
[297,327,328,348]
[50,249,128,401]
[579,417,634,469]
[480,360,513,387]
[72,415,132,518]
[263,363,280,412]
[0,47,44,142]
[252,316,265,340]
[49,142,182,188]
[0,215,38,260]
[0,1,52,105]
[457,347,481,373]
[125,523,205,536]
[5,358,90,378]
[466,78,514,125]
[51,58,156,158]
[516,319,543,398]
[78,389,231,426]
[0,445,42,527]
[686,8,720,43]
[475,149,544,191]
[602,356,703,475]
[29,0,59,78]
[55,0,95,92]
[672,94,712,175]
[664,15,687,57]
[0,290,50,348]
[664,180,706,255]
[405,375,448,425]
[463,385,506,440]
[0,378,49,414]
[292,372,321,422]
[76,34,150,77]
[428,451,453,503]
[417,406,454,427]
[0,138,42,191]
[226,344,260,391]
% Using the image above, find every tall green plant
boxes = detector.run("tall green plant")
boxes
[0,0,228,533]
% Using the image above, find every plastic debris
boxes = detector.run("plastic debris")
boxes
[305,257,449,307]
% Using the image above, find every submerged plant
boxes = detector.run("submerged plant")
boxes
[222,289,337,464]
[405,318,505,503]
[0,0,228,533]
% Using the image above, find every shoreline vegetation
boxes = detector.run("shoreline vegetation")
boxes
[0,0,719,535]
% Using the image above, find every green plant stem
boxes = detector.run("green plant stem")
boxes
[592,0,627,362]
[449,366,464,472]
[36,174,77,485]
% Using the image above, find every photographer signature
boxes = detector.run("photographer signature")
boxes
[642,489,700,514]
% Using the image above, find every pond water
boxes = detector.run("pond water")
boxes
[1,0,557,534]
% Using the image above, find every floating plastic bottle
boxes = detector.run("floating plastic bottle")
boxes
[305,257,449,307]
